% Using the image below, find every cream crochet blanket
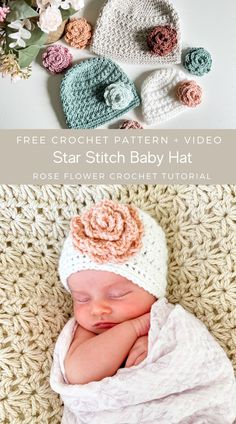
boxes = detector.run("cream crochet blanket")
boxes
[1,184,236,423]
[50,299,236,424]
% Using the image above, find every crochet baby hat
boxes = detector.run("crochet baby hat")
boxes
[91,0,181,65]
[61,57,140,129]
[59,200,168,298]
[141,68,203,125]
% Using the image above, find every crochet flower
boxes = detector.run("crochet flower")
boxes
[64,18,92,49]
[42,44,72,74]
[184,47,212,76]
[0,6,10,23]
[104,82,134,110]
[71,199,144,264]
[120,120,143,129]
[147,25,177,56]
[177,80,202,107]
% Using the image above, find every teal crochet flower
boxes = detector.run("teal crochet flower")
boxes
[104,82,134,110]
[184,48,212,76]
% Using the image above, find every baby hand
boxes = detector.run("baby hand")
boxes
[125,336,149,368]
[130,312,150,338]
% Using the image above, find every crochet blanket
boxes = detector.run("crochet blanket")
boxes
[50,299,236,424]
[1,184,236,423]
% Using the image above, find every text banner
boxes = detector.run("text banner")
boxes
[0,130,235,184]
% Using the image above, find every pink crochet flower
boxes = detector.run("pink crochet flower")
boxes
[177,80,202,107]
[147,25,177,56]
[42,45,73,74]
[120,120,143,129]
[71,200,144,264]
[0,6,10,23]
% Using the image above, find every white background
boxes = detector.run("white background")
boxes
[1,0,236,129]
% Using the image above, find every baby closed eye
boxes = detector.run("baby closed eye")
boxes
[108,291,133,299]
[74,291,133,303]
[75,297,91,303]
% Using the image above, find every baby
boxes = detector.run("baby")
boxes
[50,199,236,424]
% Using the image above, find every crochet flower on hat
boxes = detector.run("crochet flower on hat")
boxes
[177,80,202,107]
[104,82,134,110]
[71,200,144,264]
[147,25,178,56]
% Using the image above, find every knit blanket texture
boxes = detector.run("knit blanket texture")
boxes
[0,184,236,423]
[50,299,236,424]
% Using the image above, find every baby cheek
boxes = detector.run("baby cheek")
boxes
[73,303,87,322]
[120,302,144,319]
[126,299,153,317]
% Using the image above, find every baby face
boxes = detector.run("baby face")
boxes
[68,270,156,334]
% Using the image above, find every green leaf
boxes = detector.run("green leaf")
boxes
[60,7,76,21]
[6,0,38,22]
[24,27,47,47]
[18,44,40,68]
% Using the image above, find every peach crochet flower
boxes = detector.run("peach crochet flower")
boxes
[64,18,92,49]
[177,80,202,107]
[71,200,143,263]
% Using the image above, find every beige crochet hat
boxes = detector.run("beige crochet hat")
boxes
[90,0,181,65]
[59,200,168,298]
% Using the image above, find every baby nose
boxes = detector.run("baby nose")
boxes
[90,300,112,316]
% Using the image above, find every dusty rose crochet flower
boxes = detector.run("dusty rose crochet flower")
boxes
[0,6,10,22]
[64,18,92,49]
[147,25,177,56]
[71,199,144,264]
[42,45,73,74]
[177,80,202,107]
[120,120,143,129]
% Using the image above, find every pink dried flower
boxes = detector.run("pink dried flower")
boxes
[177,80,202,107]
[120,120,143,129]
[0,6,10,23]
[71,199,144,264]
[42,44,73,74]
[147,25,177,56]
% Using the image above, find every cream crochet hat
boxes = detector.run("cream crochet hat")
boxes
[141,68,203,125]
[59,200,168,298]
[90,0,181,65]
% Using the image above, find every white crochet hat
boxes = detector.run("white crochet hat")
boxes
[59,200,168,298]
[141,68,203,125]
[91,0,181,65]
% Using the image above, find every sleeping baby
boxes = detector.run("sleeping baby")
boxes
[50,199,236,424]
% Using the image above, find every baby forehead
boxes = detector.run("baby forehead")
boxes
[68,269,134,291]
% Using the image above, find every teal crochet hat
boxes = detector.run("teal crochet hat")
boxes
[61,57,140,129]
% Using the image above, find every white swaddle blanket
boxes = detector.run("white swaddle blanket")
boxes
[50,299,236,424]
